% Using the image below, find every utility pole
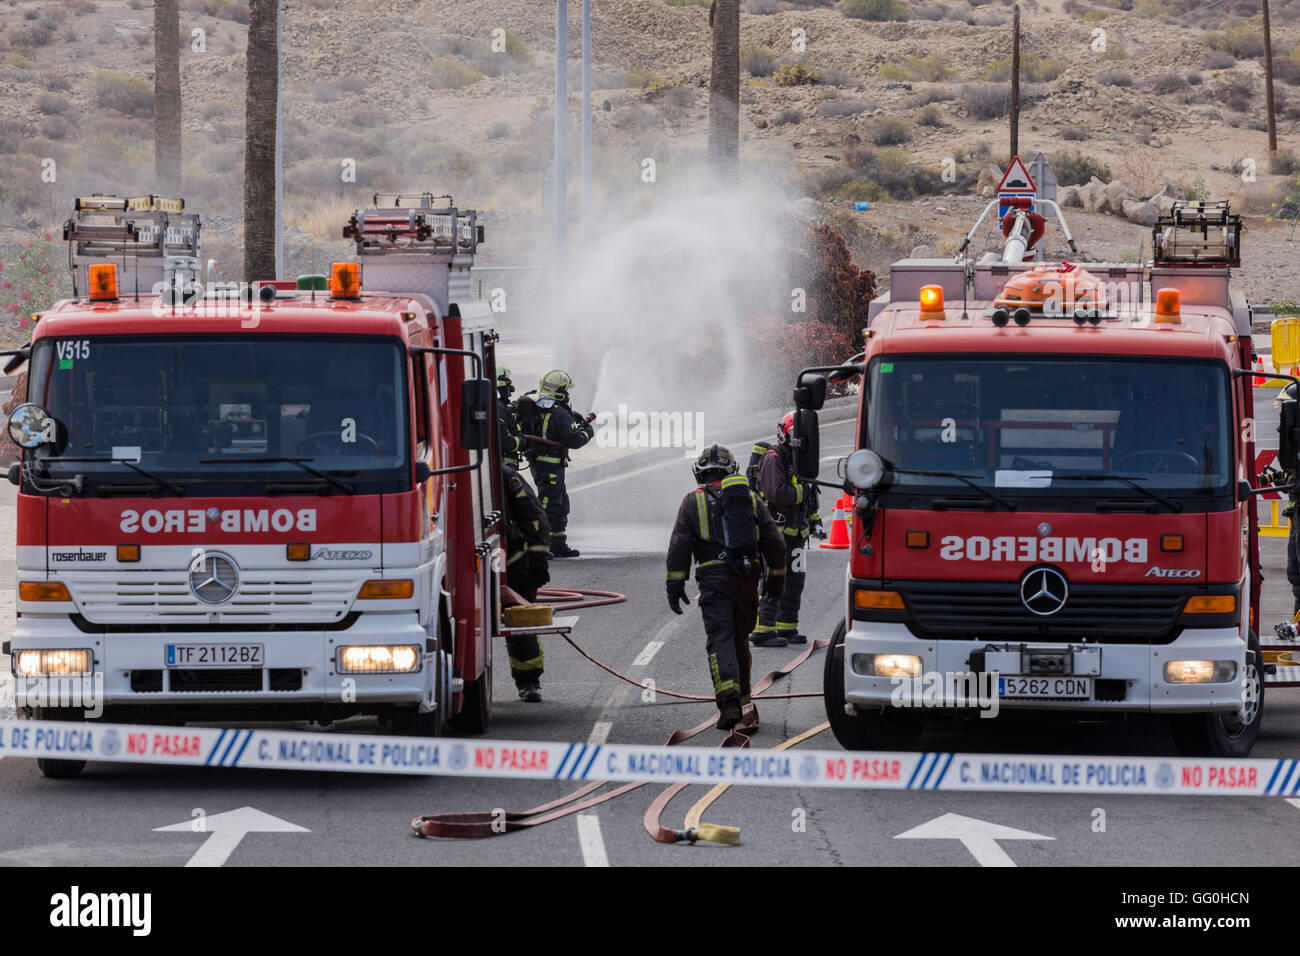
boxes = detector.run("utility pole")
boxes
[274,0,283,278]
[553,0,568,366]
[1263,0,1278,154]
[581,0,592,220]
[1010,4,1020,161]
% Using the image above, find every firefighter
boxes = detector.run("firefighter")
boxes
[501,463,551,702]
[751,412,824,647]
[496,362,523,470]
[667,444,786,730]
[1276,383,1300,615]
[517,369,594,558]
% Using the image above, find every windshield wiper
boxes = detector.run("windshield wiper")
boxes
[887,465,1018,512]
[199,457,357,494]
[42,457,185,496]
[1048,474,1183,513]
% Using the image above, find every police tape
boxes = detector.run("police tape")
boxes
[3,718,1300,797]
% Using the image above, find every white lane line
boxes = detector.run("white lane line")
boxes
[632,641,664,667]
[576,814,610,867]
[587,721,612,745]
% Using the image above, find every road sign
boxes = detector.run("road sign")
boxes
[997,156,1038,223]
[1030,152,1058,219]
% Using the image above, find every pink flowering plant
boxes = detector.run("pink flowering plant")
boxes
[0,232,71,341]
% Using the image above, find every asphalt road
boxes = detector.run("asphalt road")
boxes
[0,406,1298,868]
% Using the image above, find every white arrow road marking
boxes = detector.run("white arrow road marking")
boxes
[155,806,309,867]
[576,814,609,867]
[896,812,1053,867]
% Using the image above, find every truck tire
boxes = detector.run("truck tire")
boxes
[824,619,925,750]
[32,708,87,780]
[448,659,493,735]
[391,650,450,737]
[1170,630,1264,758]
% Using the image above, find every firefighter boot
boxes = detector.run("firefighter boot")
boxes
[550,537,580,559]
[750,629,788,648]
[716,699,742,730]
[517,682,543,703]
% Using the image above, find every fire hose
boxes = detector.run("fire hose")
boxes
[412,583,830,841]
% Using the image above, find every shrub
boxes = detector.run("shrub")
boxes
[878,63,910,82]
[1215,72,1253,111]
[774,63,819,86]
[91,70,153,117]
[1048,149,1111,186]
[985,53,1066,83]
[911,2,949,18]
[916,103,945,126]
[38,115,69,140]
[1273,57,1300,86]
[907,87,954,106]
[828,179,892,203]
[745,0,783,11]
[623,68,657,89]
[870,115,910,144]
[973,9,1010,25]
[773,108,804,125]
[1100,42,1127,61]
[1147,72,1187,94]
[1202,49,1236,71]
[841,0,909,21]
[428,57,482,90]
[819,68,858,87]
[1186,71,1203,86]
[821,99,871,117]
[1097,69,1132,86]
[905,53,953,82]
[1270,150,1300,176]
[1206,25,1265,60]
[741,45,777,77]
[487,120,511,140]
[1060,126,1087,140]
[39,72,71,92]
[962,83,1007,120]
[35,92,69,114]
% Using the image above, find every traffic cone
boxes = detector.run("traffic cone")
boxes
[821,495,851,550]
[1254,356,1265,387]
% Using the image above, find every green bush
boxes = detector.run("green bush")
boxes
[841,0,909,21]
[916,103,944,126]
[985,53,1066,83]
[428,57,483,90]
[1048,149,1111,186]
[962,83,1007,120]
[774,63,819,86]
[741,45,777,77]
[904,54,953,82]
[1206,24,1265,60]
[91,70,153,118]
[870,115,910,145]
[878,63,910,82]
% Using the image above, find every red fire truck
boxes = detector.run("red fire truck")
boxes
[796,199,1291,758]
[4,194,509,777]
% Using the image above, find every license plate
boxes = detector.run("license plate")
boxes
[998,676,1092,699]
[165,643,264,668]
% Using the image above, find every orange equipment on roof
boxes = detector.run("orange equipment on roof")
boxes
[993,260,1109,316]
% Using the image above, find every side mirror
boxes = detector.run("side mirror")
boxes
[1280,400,1300,475]
[415,460,432,483]
[7,403,56,449]
[2,346,29,375]
[792,408,820,480]
[793,373,828,411]
[459,378,493,450]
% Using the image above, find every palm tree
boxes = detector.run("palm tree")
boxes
[153,0,181,193]
[243,0,278,282]
[708,0,740,181]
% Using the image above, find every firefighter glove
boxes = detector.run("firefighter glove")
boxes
[811,522,826,539]
[667,580,690,615]
[764,573,785,599]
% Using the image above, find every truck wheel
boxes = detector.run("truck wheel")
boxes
[32,708,87,780]
[1170,630,1264,758]
[824,619,925,750]
[448,659,493,735]
[391,650,450,737]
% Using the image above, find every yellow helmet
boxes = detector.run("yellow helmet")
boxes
[539,369,573,401]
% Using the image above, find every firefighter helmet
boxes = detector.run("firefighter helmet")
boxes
[496,362,513,388]
[539,369,573,402]
[777,410,796,445]
[693,443,738,484]
[1275,381,1298,409]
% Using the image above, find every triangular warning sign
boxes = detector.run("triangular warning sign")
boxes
[997,156,1036,193]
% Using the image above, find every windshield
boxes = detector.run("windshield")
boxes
[28,334,410,495]
[864,354,1232,502]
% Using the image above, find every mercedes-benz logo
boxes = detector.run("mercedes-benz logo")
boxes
[189,553,239,605]
[1020,566,1068,616]
[1036,522,1052,537]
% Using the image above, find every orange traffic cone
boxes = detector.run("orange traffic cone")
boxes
[821,495,851,550]
[1254,356,1266,387]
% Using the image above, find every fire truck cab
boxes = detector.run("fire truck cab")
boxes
[4,194,507,777]
[796,199,1281,758]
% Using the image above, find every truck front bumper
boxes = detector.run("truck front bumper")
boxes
[10,612,434,709]
[844,621,1248,715]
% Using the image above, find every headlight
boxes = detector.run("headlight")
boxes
[15,649,91,677]
[868,653,922,679]
[844,449,886,490]
[337,645,421,674]
[1164,660,1236,683]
